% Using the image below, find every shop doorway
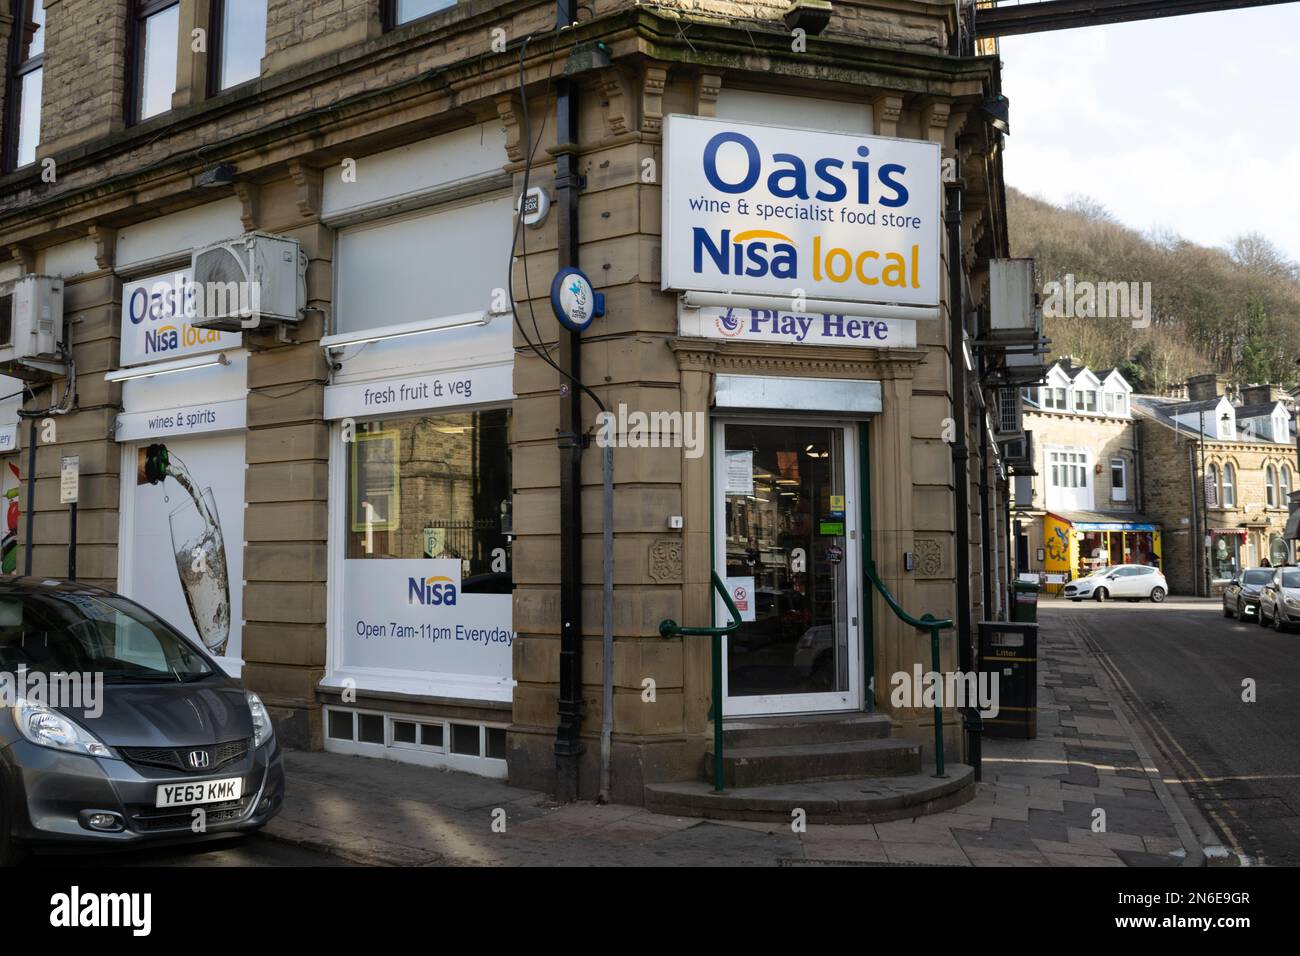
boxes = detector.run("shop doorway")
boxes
[714,420,862,716]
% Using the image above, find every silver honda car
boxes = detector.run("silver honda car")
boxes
[0,579,284,864]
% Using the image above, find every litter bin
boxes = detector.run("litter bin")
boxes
[978,621,1038,739]
[1011,579,1039,624]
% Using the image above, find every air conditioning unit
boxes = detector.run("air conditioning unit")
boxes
[1002,429,1035,476]
[190,232,305,332]
[0,275,66,380]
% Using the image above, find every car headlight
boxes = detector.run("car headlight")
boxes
[247,691,273,748]
[13,698,114,758]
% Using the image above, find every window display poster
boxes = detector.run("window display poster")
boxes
[125,433,246,671]
[351,430,400,532]
[724,576,756,623]
[726,451,754,496]
[2,461,19,574]
[341,558,514,688]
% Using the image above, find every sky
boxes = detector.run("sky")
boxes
[997,4,1300,263]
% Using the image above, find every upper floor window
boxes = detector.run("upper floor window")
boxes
[385,0,457,28]
[5,0,44,169]
[1223,463,1236,508]
[1266,464,1278,508]
[1075,389,1097,413]
[1282,465,1293,505]
[213,0,267,91]
[1043,386,1067,410]
[132,0,180,123]
[1207,463,1220,507]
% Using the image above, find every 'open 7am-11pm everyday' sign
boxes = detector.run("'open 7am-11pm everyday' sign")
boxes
[662,114,941,307]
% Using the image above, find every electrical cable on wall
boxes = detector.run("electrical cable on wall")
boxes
[506,30,606,415]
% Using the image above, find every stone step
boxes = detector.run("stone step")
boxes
[645,765,976,825]
[705,738,920,788]
[719,713,893,749]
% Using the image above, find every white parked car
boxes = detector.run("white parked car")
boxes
[1257,567,1300,631]
[1064,564,1167,603]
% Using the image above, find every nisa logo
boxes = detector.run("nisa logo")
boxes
[693,228,797,280]
[145,325,179,354]
[408,575,459,607]
[143,323,223,355]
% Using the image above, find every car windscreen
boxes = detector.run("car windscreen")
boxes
[0,591,213,683]
[1282,569,1300,589]
[1242,570,1273,585]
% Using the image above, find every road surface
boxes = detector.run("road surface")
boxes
[1043,596,1300,866]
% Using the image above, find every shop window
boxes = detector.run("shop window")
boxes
[393,720,418,744]
[485,727,507,760]
[1211,534,1239,581]
[1266,465,1278,508]
[1110,458,1127,502]
[1269,533,1289,567]
[346,409,511,590]
[5,0,44,169]
[420,723,443,748]
[212,0,267,91]
[1222,463,1236,508]
[131,0,180,123]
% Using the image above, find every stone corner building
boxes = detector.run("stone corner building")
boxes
[0,0,1017,815]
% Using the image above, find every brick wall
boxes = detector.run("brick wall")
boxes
[37,0,130,156]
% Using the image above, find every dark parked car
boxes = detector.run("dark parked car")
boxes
[1222,568,1274,621]
[0,579,283,864]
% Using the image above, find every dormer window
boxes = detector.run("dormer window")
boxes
[1075,389,1096,413]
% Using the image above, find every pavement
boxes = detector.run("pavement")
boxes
[1055,595,1300,866]
[255,606,1206,867]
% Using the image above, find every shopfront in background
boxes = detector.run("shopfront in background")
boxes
[1042,511,1163,582]
[316,122,517,775]
[111,268,248,675]
[0,374,22,573]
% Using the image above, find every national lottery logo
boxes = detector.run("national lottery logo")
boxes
[714,307,745,337]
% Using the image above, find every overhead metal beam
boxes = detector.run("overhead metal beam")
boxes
[973,0,1299,37]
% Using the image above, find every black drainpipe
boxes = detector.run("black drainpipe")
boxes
[947,179,978,779]
[553,0,585,802]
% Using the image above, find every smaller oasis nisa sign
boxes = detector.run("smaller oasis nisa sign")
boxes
[662,115,941,307]
[120,270,242,367]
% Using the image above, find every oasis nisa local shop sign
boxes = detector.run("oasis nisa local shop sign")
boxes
[662,115,941,306]
[120,269,242,366]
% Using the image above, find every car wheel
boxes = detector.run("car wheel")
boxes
[1223,602,1234,617]
[1149,587,1166,603]
[1260,606,1272,626]
[1093,587,1109,602]
[1275,609,1288,632]
[0,778,29,868]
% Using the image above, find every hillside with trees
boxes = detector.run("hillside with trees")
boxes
[1006,187,1300,393]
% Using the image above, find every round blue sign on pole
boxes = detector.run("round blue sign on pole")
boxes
[550,267,605,332]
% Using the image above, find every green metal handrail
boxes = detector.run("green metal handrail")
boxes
[659,571,741,792]
[864,560,953,778]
